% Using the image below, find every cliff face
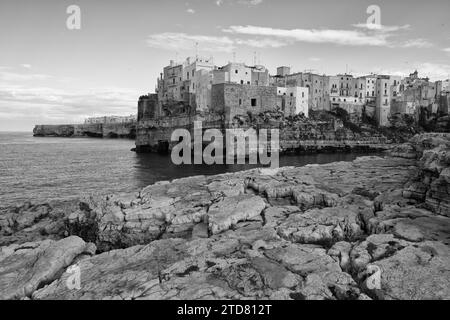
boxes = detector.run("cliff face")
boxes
[33,123,136,139]
[135,111,390,153]
[390,133,450,216]
[1,133,448,300]
[33,125,76,137]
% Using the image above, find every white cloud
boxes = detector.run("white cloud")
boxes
[235,37,288,48]
[21,64,32,69]
[146,32,235,52]
[215,0,263,6]
[186,8,195,14]
[223,25,435,49]
[443,48,450,53]
[223,25,389,47]
[372,62,450,81]
[0,85,139,122]
[309,57,321,62]
[238,0,263,5]
[397,38,434,48]
[0,70,51,81]
[352,23,410,33]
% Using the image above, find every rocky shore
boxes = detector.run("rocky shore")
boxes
[0,133,449,300]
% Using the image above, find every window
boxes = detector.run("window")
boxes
[302,92,304,98]
[372,91,375,96]
[251,98,257,107]
[290,92,293,97]
[247,81,250,84]
[240,80,244,84]
[239,99,242,106]
[192,70,194,77]
[235,70,238,74]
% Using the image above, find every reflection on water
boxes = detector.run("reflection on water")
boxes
[0,132,382,207]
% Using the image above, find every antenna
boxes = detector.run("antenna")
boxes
[195,42,198,59]
[232,51,236,63]
[253,51,256,66]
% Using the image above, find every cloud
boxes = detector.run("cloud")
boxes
[235,37,288,48]
[238,0,263,5]
[309,57,321,62]
[0,85,139,122]
[443,48,450,53]
[186,8,195,14]
[372,62,450,81]
[0,70,51,81]
[397,38,434,48]
[146,32,235,52]
[21,64,32,69]
[215,0,263,6]
[223,25,435,49]
[223,25,389,46]
[352,23,410,33]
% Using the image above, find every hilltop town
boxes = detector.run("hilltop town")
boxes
[136,56,450,153]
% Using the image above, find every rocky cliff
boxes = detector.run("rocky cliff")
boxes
[136,111,391,153]
[33,123,136,139]
[1,133,449,300]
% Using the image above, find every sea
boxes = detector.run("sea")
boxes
[0,132,379,207]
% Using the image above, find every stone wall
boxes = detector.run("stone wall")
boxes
[211,83,278,120]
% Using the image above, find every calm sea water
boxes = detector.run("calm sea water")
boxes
[0,132,378,207]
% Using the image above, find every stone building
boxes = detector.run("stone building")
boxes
[276,86,309,117]
[210,83,278,121]
[271,69,330,111]
[84,114,136,124]
[212,62,269,86]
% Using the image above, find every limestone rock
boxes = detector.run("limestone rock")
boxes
[207,195,266,234]
[0,236,89,299]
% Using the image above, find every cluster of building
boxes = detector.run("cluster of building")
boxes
[138,56,450,127]
[84,114,136,125]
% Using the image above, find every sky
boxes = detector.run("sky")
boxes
[0,0,449,131]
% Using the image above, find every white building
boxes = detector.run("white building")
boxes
[277,86,309,117]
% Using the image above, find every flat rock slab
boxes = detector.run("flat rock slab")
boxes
[207,195,266,235]
[0,236,90,299]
